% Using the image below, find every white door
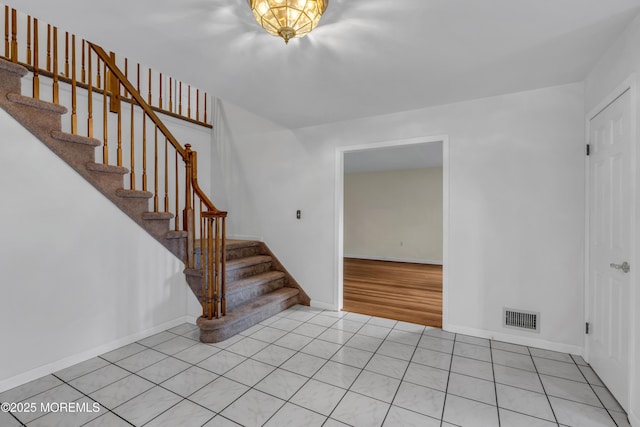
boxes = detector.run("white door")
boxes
[587,88,632,412]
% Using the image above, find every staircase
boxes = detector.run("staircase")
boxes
[189,240,308,342]
[0,49,309,342]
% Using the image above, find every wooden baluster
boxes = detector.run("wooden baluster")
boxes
[96,57,101,89]
[52,27,58,103]
[71,35,77,134]
[175,152,179,230]
[117,73,122,166]
[169,77,173,113]
[81,40,85,83]
[179,82,182,115]
[142,114,147,191]
[159,72,163,109]
[141,65,148,192]
[192,186,197,268]
[10,8,17,62]
[154,125,159,212]
[108,52,119,113]
[184,144,193,268]
[147,68,152,105]
[64,32,69,76]
[203,219,210,318]
[196,89,200,122]
[102,60,108,164]
[32,19,39,99]
[130,89,135,190]
[87,46,93,138]
[26,16,31,66]
[4,6,9,58]
[46,24,50,71]
[164,137,169,212]
[204,92,207,124]
[221,216,226,315]
[188,85,191,118]
[207,217,214,318]
[215,216,222,318]
[199,201,204,268]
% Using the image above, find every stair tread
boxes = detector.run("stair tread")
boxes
[201,288,299,327]
[197,239,260,250]
[0,59,28,76]
[227,271,286,294]
[226,255,272,270]
[86,162,128,175]
[166,230,188,240]
[225,240,261,250]
[142,212,174,220]
[51,130,101,147]
[115,189,153,199]
[6,92,67,114]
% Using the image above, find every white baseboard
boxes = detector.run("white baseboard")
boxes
[445,324,583,356]
[0,316,193,393]
[311,300,338,311]
[185,315,200,324]
[344,254,443,265]
[227,234,263,242]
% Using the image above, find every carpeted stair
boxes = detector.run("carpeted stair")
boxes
[0,58,309,343]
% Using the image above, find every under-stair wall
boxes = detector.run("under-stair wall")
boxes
[0,97,205,394]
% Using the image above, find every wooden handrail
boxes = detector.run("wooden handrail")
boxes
[91,45,187,159]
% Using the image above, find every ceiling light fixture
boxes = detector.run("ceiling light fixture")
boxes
[249,0,329,44]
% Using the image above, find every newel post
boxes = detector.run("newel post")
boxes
[184,144,194,268]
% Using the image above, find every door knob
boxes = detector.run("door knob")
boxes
[610,261,630,273]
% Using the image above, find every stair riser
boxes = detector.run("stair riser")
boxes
[113,197,150,216]
[0,70,21,93]
[226,261,272,282]
[86,171,125,194]
[164,238,186,265]
[226,277,286,310]
[198,293,300,343]
[141,218,171,237]
[226,245,263,261]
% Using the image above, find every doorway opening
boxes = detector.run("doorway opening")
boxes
[335,136,449,328]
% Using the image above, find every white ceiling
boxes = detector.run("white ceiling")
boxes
[345,142,443,173]
[15,0,640,129]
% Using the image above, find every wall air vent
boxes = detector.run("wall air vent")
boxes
[503,308,540,333]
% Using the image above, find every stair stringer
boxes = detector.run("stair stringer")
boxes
[0,59,186,261]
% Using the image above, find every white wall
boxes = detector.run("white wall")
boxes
[0,107,203,392]
[344,168,443,263]
[585,13,640,427]
[214,82,586,353]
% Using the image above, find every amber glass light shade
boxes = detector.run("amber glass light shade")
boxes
[249,0,329,44]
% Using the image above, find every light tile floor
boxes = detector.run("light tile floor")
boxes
[0,305,631,427]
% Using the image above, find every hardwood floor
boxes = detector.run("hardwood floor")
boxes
[343,258,443,328]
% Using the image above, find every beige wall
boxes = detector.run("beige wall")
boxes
[344,167,443,263]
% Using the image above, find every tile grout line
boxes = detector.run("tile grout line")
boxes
[439,332,458,427]
[378,324,426,427]
[574,357,621,427]
[322,316,389,426]
[489,340,501,427]
[528,346,560,426]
